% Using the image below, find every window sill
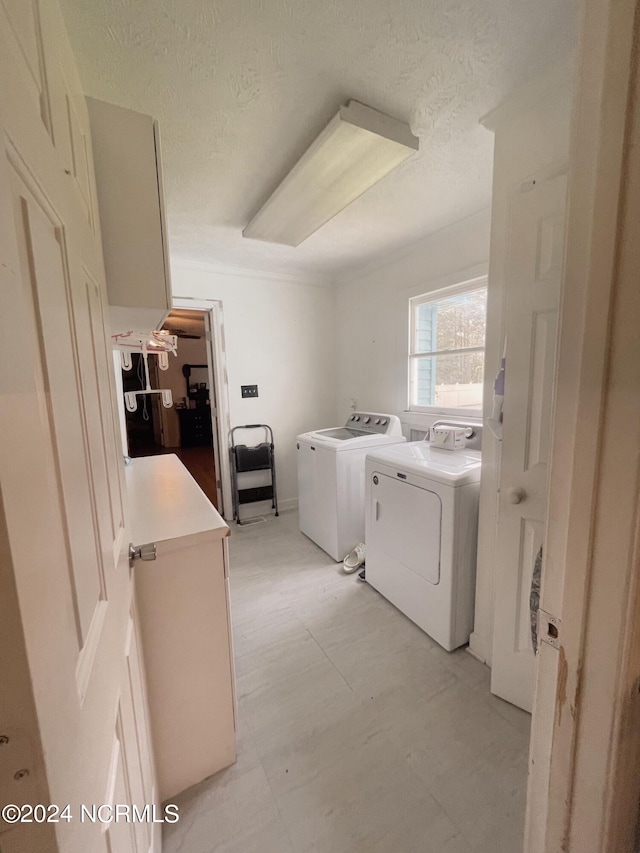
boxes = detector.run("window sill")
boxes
[404,408,483,419]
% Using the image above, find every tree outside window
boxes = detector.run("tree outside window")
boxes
[410,283,487,411]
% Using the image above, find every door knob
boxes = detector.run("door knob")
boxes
[507,487,527,505]
[129,542,157,568]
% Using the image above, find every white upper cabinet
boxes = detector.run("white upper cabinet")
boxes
[87,97,172,331]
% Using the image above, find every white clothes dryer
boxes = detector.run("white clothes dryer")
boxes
[297,413,405,561]
[365,440,482,651]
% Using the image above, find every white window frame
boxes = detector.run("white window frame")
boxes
[408,275,488,416]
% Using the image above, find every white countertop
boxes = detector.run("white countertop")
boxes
[125,454,229,546]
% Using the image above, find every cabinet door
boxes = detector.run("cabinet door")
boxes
[87,97,172,328]
[135,538,236,800]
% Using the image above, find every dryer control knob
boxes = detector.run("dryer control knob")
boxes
[363,416,370,423]
[381,419,387,425]
[375,418,381,424]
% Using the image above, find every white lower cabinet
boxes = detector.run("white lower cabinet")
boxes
[126,454,236,802]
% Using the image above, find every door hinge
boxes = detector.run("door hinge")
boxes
[538,609,561,650]
[129,542,157,568]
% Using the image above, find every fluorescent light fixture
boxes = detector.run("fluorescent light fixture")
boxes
[243,100,419,247]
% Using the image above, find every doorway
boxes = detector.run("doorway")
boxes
[122,308,223,510]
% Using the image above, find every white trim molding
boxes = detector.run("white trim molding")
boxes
[171,256,334,290]
[171,297,234,520]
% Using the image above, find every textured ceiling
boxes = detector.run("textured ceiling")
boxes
[61,0,576,280]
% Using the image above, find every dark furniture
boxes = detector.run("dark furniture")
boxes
[178,408,213,447]
[182,363,210,405]
[177,363,213,447]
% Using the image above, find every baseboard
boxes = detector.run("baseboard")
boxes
[278,497,298,512]
[224,497,298,523]
[468,631,492,666]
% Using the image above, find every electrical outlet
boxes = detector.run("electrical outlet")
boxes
[241,385,258,398]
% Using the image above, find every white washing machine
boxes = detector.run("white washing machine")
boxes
[365,439,482,651]
[297,413,405,561]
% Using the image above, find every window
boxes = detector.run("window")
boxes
[409,279,487,412]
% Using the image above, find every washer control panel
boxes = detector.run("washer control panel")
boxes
[345,412,398,435]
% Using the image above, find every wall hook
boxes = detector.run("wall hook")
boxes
[125,392,138,412]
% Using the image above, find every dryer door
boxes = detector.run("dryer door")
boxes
[369,472,441,583]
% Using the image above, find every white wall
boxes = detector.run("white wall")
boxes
[334,209,491,432]
[170,263,337,511]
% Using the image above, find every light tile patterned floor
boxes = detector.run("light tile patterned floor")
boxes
[163,510,530,853]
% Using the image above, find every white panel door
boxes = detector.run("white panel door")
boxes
[0,4,157,852]
[491,174,567,712]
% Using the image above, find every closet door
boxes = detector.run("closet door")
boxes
[490,173,567,713]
